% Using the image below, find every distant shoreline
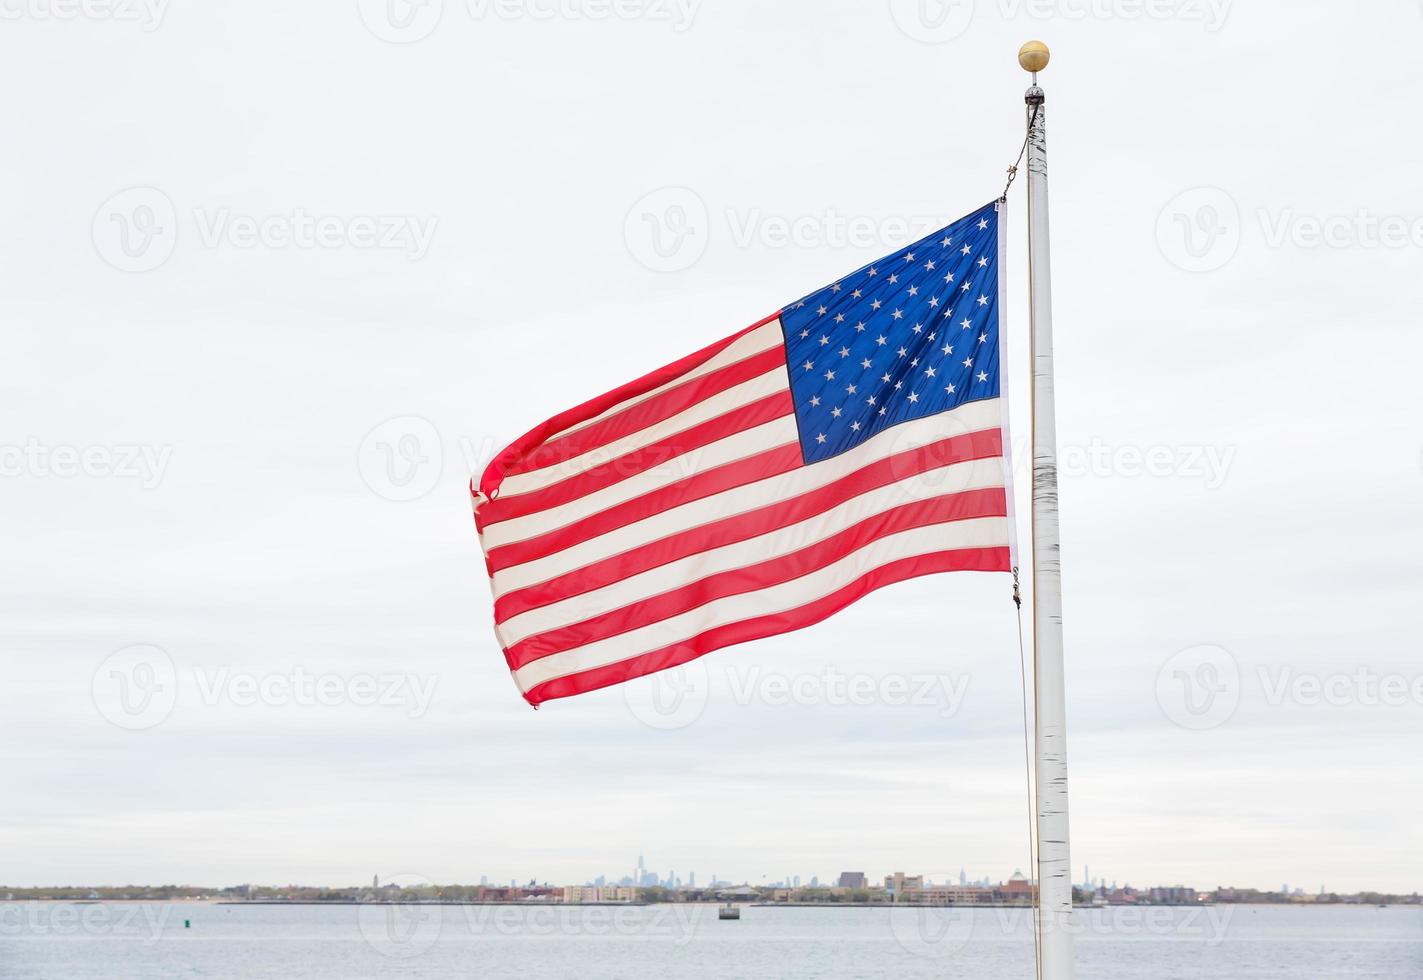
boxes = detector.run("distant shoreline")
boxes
[1,899,1409,909]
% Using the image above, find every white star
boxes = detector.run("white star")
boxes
[978,333,988,344]
[861,357,872,369]
[963,357,973,368]
[978,256,988,268]
[905,252,916,262]
[881,372,891,383]
[977,371,989,382]
[894,380,902,391]
[820,335,830,345]
[840,346,851,357]
[888,274,899,285]
[818,305,828,315]
[876,335,887,346]
[941,343,953,355]
[977,295,988,306]
[941,236,952,247]
[912,323,923,334]
[944,383,956,395]
[909,357,918,367]
[850,421,861,432]
[925,366,936,378]
[867,395,877,406]
[944,271,955,284]
[961,318,972,329]
[845,384,857,395]
[816,433,827,444]
[961,281,971,292]
[871,299,882,310]
[852,289,862,299]
[831,406,842,418]
[878,407,886,416]
[824,369,836,380]
[854,321,866,332]
[908,392,919,404]
[867,266,878,276]
[978,218,988,230]
[907,285,919,297]
[891,309,904,320]
[830,283,841,293]
[896,346,908,357]
[960,244,971,256]
[802,360,814,371]
[800,328,810,338]
[834,313,846,323]
[924,260,935,271]
[809,395,821,407]
[928,296,939,308]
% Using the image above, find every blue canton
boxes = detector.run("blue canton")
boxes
[780,201,1001,464]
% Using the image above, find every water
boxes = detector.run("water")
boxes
[1,902,1419,978]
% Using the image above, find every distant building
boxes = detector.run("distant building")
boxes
[884,872,925,897]
[1147,886,1197,905]
[562,886,635,904]
[903,885,991,905]
[838,872,867,889]
[999,871,1034,901]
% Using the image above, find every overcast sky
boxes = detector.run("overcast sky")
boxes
[2,0,1421,895]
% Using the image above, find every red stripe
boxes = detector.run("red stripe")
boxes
[520,546,1012,706]
[492,426,1004,620]
[476,389,795,530]
[486,433,803,574]
[504,346,788,477]
[477,313,782,499]
[504,488,1007,671]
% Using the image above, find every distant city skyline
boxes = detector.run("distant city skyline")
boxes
[4,857,1406,898]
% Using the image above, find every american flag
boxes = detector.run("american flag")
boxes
[473,200,1014,706]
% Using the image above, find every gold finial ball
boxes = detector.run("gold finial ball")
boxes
[1018,40,1050,74]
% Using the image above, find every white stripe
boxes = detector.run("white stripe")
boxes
[511,516,1010,692]
[496,456,1006,648]
[494,367,790,501]
[489,397,1002,599]
[540,320,784,446]
[480,416,798,552]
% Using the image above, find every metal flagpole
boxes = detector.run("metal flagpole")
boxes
[1019,40,1074,980]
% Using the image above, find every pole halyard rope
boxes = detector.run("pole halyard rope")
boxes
[1000,104,1040,204]
[1013,567,1043,980]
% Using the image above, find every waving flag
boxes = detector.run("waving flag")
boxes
[473,201,1014,706]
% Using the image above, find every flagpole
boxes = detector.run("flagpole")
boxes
[1019,40,1074,980]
